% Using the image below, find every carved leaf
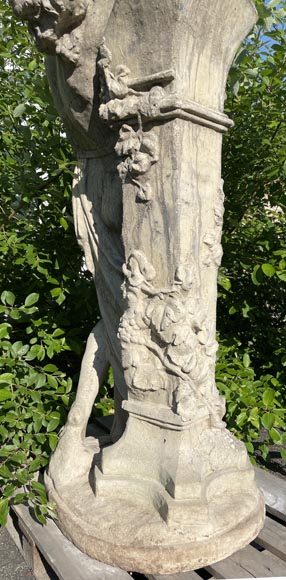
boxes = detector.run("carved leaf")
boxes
[166,336,197,373]
[132,365,166,392]
[131,151,152,176]
[124,251,156,287]
[146,299,182,333]
[115,125,141,158]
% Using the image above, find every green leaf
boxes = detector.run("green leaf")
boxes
[1,291,15,306]
[47,418,60,432]
[43,364,58,373]
[236,411,248,427]
[251,265,264,286]
[13,493,28,505]
[9,309,21,320]
[50,287,61,298]
[257,4,271,18]
[60,216,68,230]
[33,413,43,433]
[16,469,29,485]
[261,263,275,277]
[13,103,26,118]
[0,388,12,401]
[33,505,46,525]
[262,388,275,408]
[0,499,9,526]
[3,484,17,498]
[9,452,26,465]
[245,441,254,454]
[52,328,64,338]
[260,444,269,461]
[249,415,260,430]
[218,276,231,292]
[11,341,29,357]
[25,344,43,362]
[31,481,47,496]
[0,464,12,479]
[0,324,12,339]
[261,412,275,431]
[0,373,14,384]
[47,375,58,389]
[48,433,58,451]
[24,293,39,307]
[35,374,46,389]
[28,456,45,473]
[280,448,286,462]
[269,428,282,444]
[243,353,251,368]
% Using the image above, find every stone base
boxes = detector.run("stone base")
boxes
[45,437,265,575]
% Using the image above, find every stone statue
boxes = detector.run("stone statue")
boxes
[11,0,265,574]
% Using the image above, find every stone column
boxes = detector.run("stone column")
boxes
[11,0,265,574]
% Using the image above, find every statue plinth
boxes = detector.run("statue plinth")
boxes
[11,0,265,574]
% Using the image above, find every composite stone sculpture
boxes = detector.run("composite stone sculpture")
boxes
[11,0,265,574]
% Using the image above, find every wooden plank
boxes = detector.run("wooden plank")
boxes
[255,467,286,522]
[6,510,56,580]
[256,515,286,562]
[206,554,254,578]
[145,572,205,580]
[207,540,286,579]
[230,545,286,577]
[11,503,131,580]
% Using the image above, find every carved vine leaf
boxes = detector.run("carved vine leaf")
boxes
[175,381,205,422]
[115,123,159,202]
[122,345,167,397]
[145,299,184,338]
[132,366,166,393]
[119,250,225,426]
[122,250,156,290]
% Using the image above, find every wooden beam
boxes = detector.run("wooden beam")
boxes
[255,467,286,521]
[9,503,131,580]
[230,545,286,577]
[146,572,206,580]
[256,515,286,562]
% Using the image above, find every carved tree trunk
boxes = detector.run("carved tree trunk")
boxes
[11,0,265,574]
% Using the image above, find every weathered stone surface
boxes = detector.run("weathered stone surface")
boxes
[11,0,265,574]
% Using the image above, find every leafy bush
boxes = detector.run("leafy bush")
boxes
[217,0,286,463]
[216,338,286,464]
[0,3,101,525]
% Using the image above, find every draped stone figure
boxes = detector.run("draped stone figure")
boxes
[11,0,265,574]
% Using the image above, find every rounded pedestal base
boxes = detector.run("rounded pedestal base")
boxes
[45,466,265,575]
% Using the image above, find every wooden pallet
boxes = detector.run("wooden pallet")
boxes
[5,467,286,580]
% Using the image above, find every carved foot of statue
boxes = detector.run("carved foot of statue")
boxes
[46,408,99,494]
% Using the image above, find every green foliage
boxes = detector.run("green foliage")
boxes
[218,0,286,463]
[216,339,286,462]
[0,2,100,525]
